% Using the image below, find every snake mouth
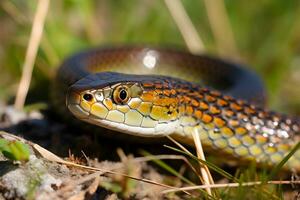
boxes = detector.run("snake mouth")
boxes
[67,104,89,119]
[82,115,180,137]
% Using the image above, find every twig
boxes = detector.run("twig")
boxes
[164,0,205,54]
[14,0,50,110]
[203,0,239,59]
[162,180,300,193]
[166,136,193,155]
[32,142,191,196]
[192,128,214,195]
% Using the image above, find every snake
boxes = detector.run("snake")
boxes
[53,46,300,171]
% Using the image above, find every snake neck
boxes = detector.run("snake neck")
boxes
[172,80,300,168]
[174,81,300,139]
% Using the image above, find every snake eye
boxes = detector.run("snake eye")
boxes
[113,86,130,104]
[119,89,127,101]
[83,93,93,102]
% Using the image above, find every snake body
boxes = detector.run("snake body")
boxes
[54,46,300,171]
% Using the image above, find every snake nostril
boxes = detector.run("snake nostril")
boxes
[83,93,93,102]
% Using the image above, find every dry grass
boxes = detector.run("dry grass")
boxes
[162,180,300,194]
[192,128,214,195]
[203,0,239,59]
[164,0,205,54]
[14,0,49,110]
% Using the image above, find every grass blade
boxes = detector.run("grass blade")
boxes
[164,145,239,182]
[268,142,300,180]
[140,150,194,185]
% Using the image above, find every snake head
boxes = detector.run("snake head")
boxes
[66,72,180,137]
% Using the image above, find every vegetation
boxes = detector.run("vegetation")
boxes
[0,138,30,161]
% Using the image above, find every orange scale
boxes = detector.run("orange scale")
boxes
[170,98,179,105]
[184,96,191,103]
[194,110,203,119]
[196,94,204,99]
[142,82,154,88]
[235,127,247,135]
[237,113,248,120]
[223,95,233,101]
[170,89,176,95]
[141,92,156,102]
[205,95,216,102]
[155,98,170,106]
[199,102,209,110]
[244,107,255,114]
[182,88,189,93]
[210,91,221,97]
[201,113,213,124]
[163,90,171,97]
[217,98,229,107]
[191,99,199,107]
[190,91,199,97]
[213,117,226,128]
[209,105,221,114]
[186,106,194,115]
[223,110,233,118]
[230,102,242,111]
[155,89,163,94]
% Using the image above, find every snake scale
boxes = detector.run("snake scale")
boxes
[53,46,300,171]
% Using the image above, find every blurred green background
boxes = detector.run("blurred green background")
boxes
[0,0,299,114]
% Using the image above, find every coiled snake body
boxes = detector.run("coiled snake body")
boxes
[53,46,300,171]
